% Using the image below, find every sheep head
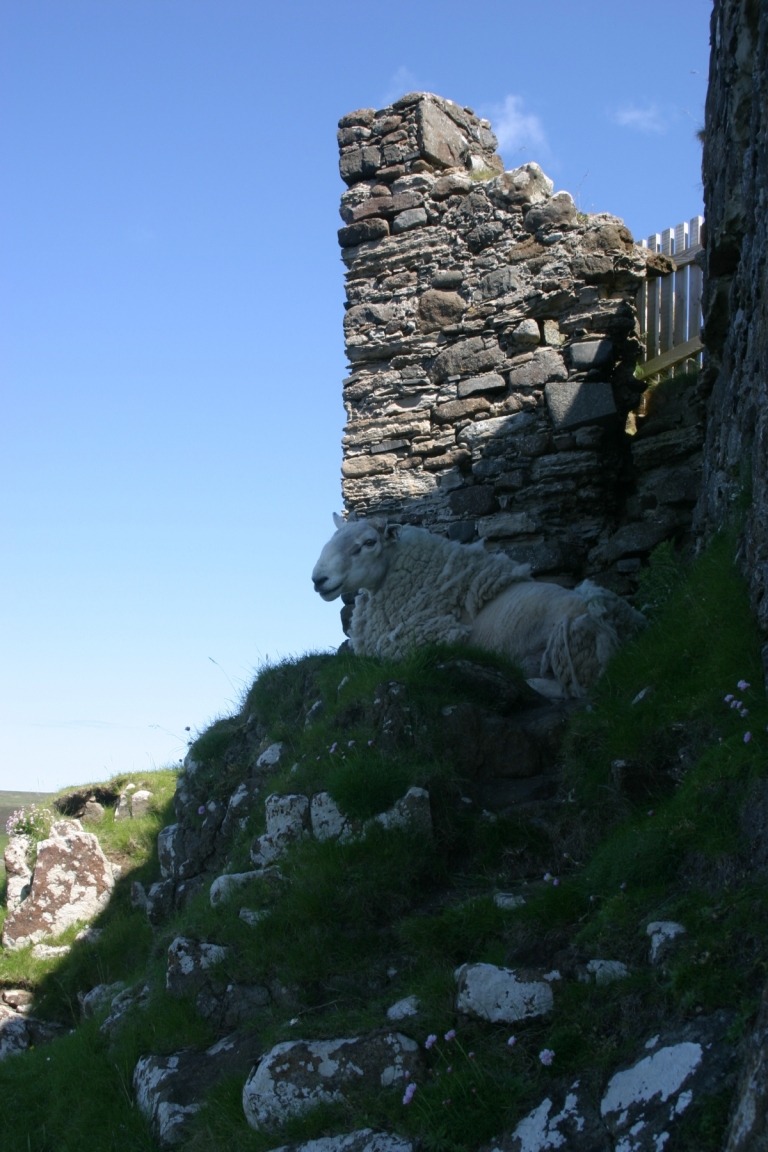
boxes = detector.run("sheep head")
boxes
[312,514,399,601]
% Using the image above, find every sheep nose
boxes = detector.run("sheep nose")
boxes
[312,575,327,591]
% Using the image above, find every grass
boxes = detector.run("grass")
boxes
[1,535,767,1150]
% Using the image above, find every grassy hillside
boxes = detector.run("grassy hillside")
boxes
[0,535,766,1151]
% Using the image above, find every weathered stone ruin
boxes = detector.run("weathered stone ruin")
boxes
[695,0,768,638]
[336,91,705,592]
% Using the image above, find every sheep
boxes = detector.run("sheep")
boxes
[311,514,646,699]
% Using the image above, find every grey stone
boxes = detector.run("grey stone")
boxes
[568,338,614,370]
[488,163,554,207]
[508,348,568,391]
[135,1033,263,1147]
[725,979,768,1152]
[243,1033,422,1132]
[392,208,428,233]
[454,962,555,1023]
[338,219,390,248]
[457,372,507,398]
[416,98,470,169]
[432,337,505,382]
[544,380,617,430]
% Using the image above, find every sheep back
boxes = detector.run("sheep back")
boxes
[349,527,531,659]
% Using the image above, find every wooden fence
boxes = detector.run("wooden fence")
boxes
[636,216,704,380]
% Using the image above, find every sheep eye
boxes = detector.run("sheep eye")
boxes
[362,537,377,548]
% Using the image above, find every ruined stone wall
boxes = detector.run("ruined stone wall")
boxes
[336,92,704,590]
[695,0,768,636]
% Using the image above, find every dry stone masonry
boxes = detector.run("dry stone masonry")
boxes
[336,92,701,589]
[695,0,768,640]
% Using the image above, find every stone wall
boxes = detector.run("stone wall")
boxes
[695,0,768,637]
[336,92,704,590]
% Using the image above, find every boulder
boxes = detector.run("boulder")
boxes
[243,1033,422,1132]
[2,820,115,950]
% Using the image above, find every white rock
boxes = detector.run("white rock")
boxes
[386,995,420,1021]
[454,962,554,1023]
[646,920,686,964]
[257,742,284,768]
[311,792,350,842]
[584,959,630,985]
[210,871,262,907]
[601,1040,702,1116]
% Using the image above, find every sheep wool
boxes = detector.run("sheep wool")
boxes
[349,526,532,659]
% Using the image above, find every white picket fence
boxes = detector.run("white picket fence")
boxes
[636,216,704,379]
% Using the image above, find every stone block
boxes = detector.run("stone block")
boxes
[416,99,469,168]
[544,380,617,430]
[392,208,428,233]
[568,338,614,370]
[338,218,390,248]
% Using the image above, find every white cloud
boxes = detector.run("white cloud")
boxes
[380,66,427,108]
[612,103,668,134]
[486,94,551,166]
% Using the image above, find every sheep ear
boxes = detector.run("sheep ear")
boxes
[383,522,402,542]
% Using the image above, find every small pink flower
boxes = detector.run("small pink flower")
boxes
[724,694,734,703]
[507,1035,517,1047]
[425,1034,437,1049]
[197,805,206,816]
[738,680,751,691]
[539,1048,555,1066]
[744,732,752,744]
[444,1029,456,1042]
[329,742,338,754]
[402,1082,417,1105]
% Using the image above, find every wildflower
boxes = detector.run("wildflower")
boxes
[724,694,734,703]
[744,732,752,744]
[738,680,751,691]
[347,739,355,748]
[444,1028,456,1042]
[402,1082,417,1105]
[329,742,338,754]
[197,805,206,816]
[539,1048,555,1066]
[507,1035,517,1047]
[425,1034,437,1049]
[740,708,749,718]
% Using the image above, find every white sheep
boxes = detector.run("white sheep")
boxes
[312,514,646,699]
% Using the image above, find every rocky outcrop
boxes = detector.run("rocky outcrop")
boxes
[1,819,115,950]
[695,0,768,637]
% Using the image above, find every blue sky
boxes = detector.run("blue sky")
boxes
[1,0,711,793]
